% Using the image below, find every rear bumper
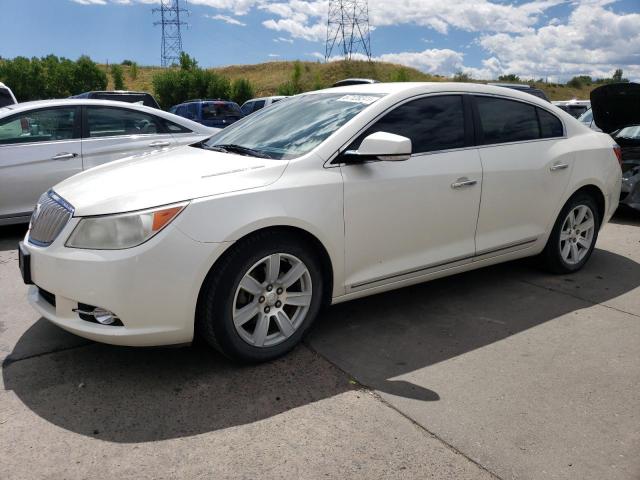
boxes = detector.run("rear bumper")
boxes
[24,219,229,346]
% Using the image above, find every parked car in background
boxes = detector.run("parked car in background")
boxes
[71,91,161,109]
[332,78,379,87]
[591,82,640,212]
[488,83,550,102]
[0,99,216,225]
[241,96,287,116]
[552,100,590,118]
[577,108,599,130]
[0,82,18,107]
[21,82,620,363]
[170,99,244,128]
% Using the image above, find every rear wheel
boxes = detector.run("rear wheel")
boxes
[540,193,600,273]
[196,231,323,363]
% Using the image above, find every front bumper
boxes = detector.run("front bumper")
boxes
[24,218,229,346]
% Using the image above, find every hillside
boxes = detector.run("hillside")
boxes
[105,60,595,102]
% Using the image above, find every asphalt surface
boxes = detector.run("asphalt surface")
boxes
[1,210,639,479]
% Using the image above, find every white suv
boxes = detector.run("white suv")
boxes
[21,83,622,363]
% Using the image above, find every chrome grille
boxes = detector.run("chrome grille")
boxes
[28,191,74,246]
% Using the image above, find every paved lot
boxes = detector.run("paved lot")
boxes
[1,210,639,479]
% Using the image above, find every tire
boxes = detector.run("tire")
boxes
[196,230,324,363]
[540,192,601,274]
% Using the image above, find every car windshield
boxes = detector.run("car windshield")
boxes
[202,102,242,120]
[203,92,383,159]
[578,109,593,123]
[613,125,640,141]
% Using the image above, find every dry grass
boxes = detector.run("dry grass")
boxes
[103,60,594,102]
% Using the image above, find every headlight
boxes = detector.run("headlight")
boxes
[66,203,187,250]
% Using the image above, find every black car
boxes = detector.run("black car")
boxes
[591,82,640,212]
[487,83,550,102]
[71,91,161,109]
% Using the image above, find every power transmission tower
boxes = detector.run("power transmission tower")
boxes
[153,0,189,67]
[325,0,372,61]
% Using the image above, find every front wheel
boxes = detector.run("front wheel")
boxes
[540,193,600,274]
[196,231,324,363]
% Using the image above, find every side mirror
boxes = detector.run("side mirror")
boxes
[341,131,412,163]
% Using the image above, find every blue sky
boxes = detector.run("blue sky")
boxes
[0,0,638,81]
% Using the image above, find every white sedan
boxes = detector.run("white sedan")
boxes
[20,83,622,363]
[0,99,217,225]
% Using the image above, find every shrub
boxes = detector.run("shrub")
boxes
[110,64,125,90]
[231,78,254,105]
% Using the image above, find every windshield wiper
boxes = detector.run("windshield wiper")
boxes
[203,143,272,159]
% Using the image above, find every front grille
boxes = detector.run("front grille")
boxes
[38,287,56,307]
[28,190,74,246]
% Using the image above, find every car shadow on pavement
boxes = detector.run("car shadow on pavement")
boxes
[3,235,639,444]
[0,224,27,252]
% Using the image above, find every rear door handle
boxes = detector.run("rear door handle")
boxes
[149,141,171,147]
[550,163,568,171]
[451,178,478,189]
[51,152,78,161]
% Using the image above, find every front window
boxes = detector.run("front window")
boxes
[204,93,383,159]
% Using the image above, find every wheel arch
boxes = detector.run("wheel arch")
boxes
[196,225,335,315]
[570,184,606,225]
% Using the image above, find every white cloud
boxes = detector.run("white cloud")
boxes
[477,4,640,80]
[204,14,246,26]
[274,36,294,44]
[268,53,281,57]
[71,0,107,4]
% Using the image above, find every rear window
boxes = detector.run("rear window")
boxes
[476,96,540,144]
[202,102,242,120]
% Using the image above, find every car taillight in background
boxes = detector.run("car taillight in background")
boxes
[613,145,623,168]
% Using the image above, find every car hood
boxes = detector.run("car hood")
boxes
[53,145,287,216]
[590,82,640,133]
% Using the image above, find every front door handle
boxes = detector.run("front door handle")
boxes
[451,177,478,189]
[149,141,171,148]
[51,152,78,161]
[550,163,569,171]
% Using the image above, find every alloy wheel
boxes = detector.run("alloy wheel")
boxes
[232,253,313,347]
[559,204,595,265]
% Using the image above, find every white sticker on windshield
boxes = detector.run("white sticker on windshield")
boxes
[336,95,379,104]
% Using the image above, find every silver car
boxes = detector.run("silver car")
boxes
[0,99,216,225]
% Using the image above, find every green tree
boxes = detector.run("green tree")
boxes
[497,74,520,82]
[179,52,198,71]
[567,76,583,88]
[612,69,623,82]
[392,68,411,82]
[453,70,471,82]
[277,61,304,95]
[230,78,254,105]
[72,55,108,93]
[110,64,125,90]
[129,62,138,81]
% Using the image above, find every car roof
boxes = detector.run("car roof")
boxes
[0,98,215,134]
[305,82,554,106]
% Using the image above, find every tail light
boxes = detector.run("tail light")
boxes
[613,145,623,168]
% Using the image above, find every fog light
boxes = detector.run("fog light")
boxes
[73,304,123,326]
[92,308,118,325]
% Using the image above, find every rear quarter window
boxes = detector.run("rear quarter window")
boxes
[538,109,564,138]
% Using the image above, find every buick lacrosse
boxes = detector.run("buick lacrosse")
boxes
[20,83,622,362]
